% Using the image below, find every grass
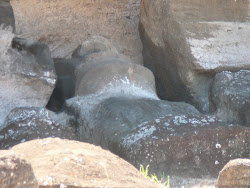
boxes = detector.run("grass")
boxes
[140,164,170,188]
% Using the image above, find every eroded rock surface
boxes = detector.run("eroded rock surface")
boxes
[0,27,56,127]
[0,0,15,29]
[10,138,158,188]
[140,0,250,112]
[209,70,250,126]
[0,150,38,188]
[218,159,250,188]
[11,0,142,64]
[0,107,76,149]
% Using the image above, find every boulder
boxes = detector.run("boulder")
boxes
[0,27,56,127]
[10,0,142,64]
[209,70,250,126]
[0,107,77,149]
[119,115,250,178]
[65,94,250,178]
[139,0,250,112]
[0,0,15,29]
[0,150,38,188]
[65,96,199,143]
[10,138,158,188]
[218,159,250,188]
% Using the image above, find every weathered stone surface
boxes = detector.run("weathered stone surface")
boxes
[0,107,77,149]
[11,0,142,64]
[0,150,38,188]
[0,27,56,127]
[119,115,250,178]
[140,0,250,112]
[209,70,250,126]
[218,159,250,188]
[11,138,158,188]
[0,0,15,29]
[75,58,157,98]
[65,96,199,144]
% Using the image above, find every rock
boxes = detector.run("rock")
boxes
[0,0,15,29]
[139,0,250,112]
[0,107,77,149]
[119,115,250,178]
[218,159,250,188]
[66,96,199,143]
[10,0,142,64]
[0,27,56,127]
[46,58,83,112]
[209,70,250,126]
[75,58,158,98]
[10,138,158,188]
[0,150,38,188]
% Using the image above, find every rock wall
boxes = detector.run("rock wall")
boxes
[10,0,142,64]
[140,0,250,112]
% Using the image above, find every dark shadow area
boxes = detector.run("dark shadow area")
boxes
[0,0,15,30]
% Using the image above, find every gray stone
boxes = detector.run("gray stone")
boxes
[209,70,250,126]
[119,115,250,178]
[10,0,142,64]
[0,27,56,127]
[139,0,250,112]
[65,95,199,145]
[218,159,250,188]
[0,150,38,188]
[0,107,77,149]
[0,0,15,29]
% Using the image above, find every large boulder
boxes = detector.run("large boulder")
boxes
[65,96,199,143]
[139,0,250,112]
[209,70,250,126]
[0,27,56,127]
[0,150,38,188]
[65,94,250,178]
[218,159,250,188]
[0,107,77,149]
[10,138,158,188]
[10,0,142,64]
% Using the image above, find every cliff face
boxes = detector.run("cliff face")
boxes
[10,0,142,64]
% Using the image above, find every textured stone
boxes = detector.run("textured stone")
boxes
[0,28,56,127]
[209,70,250,126]
[0,107,77,149]
[65,96,199,143]
[218,159,250,188]
[139,0,250,112]
[11,0,142,64]
[11,138,157,188]
[0,150,38,188]
[0,0,15,29]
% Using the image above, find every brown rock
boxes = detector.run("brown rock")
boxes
[139,0,250,111]
[10,0,142,64]
[11,138,158,188]
[218,159,250,188]
[0,150,38,188]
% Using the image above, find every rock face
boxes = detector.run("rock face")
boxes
[10,138,157,188]
[0,150,38,188]
[0,27,56,127]
[139,0,250,112]
[218,159,250,188]
[0,0,15,29]
[0,107,77,149]
[66,96,199,143]
[209,70,250,126]
[10,0,142,64]
[65,94,250,178]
